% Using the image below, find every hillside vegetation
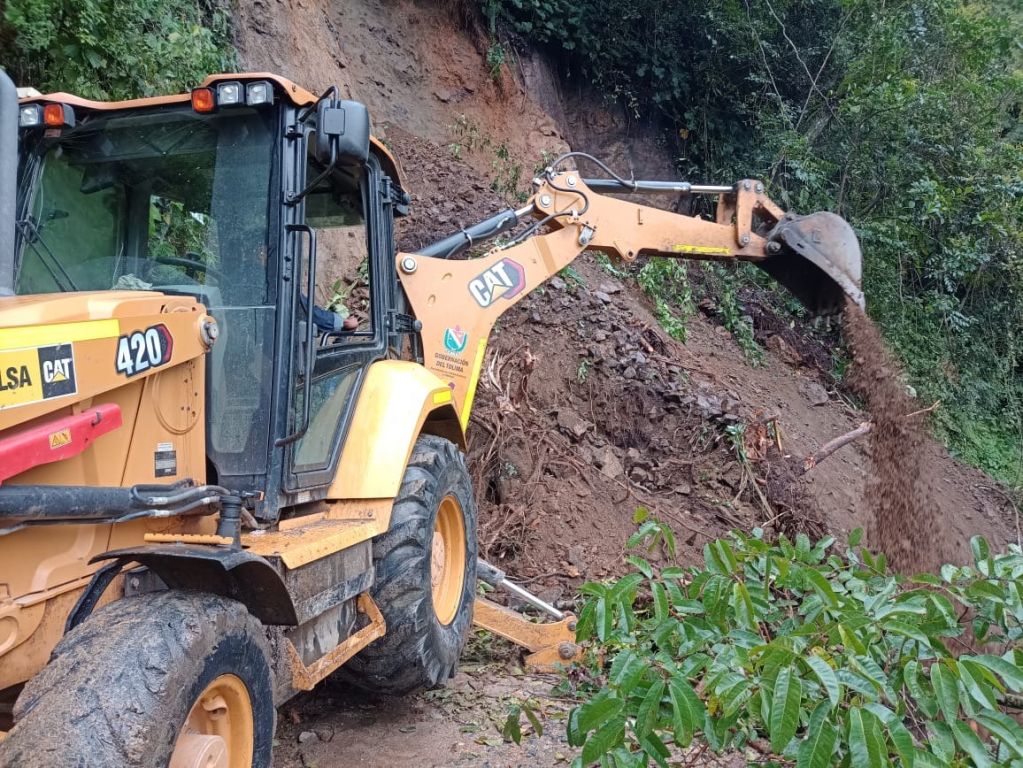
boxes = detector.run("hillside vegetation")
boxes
[484,0,1023,486]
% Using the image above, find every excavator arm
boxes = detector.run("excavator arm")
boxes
[398,156,864,431]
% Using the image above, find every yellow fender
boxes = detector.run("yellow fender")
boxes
[327,360,464,500]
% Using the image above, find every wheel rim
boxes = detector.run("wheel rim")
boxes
[169,674,254,768]
[431,494,467,626]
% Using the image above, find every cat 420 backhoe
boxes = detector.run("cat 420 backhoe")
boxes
[0,71,863,766]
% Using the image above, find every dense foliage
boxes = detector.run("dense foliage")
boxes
[486,0,1023,486]
[0,0,234,99]
[567,523,1023,766]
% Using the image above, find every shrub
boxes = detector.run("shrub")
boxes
[569,528,1023,766]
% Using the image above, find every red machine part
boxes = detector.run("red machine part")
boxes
[0,404,122,484]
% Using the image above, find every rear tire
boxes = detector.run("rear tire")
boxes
[340,434,478,694]
[0,590,275,768]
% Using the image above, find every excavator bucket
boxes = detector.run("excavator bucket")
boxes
[759,211,864,314]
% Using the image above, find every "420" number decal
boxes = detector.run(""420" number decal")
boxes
[115,324,174,377]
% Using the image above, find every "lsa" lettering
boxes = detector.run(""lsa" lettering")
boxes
[0,365,32,391]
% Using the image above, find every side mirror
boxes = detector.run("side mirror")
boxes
[314,99,370,166]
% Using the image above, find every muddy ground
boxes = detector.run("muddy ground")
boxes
[233,1,1020,765]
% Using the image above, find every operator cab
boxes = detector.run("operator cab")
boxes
[10,76,409,516]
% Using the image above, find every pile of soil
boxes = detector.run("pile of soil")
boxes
[843,300,950,572]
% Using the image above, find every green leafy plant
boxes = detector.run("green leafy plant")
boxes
[724,423,747,463]
[490,142,526,202]
[569,526,1023,767]
[637,259,693,343]
[560,265,585,292]
[486,41,507,81]
[503,699,545,744]
[702,263,763,366]
[594,251,627,279]
[577,359,591,384]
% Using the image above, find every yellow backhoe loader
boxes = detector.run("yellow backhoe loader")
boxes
[0,71,864,766]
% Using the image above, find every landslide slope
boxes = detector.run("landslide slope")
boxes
[234,0,1017,591]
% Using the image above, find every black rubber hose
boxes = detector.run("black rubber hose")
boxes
[417,208,521,259]
[0,482,226,521]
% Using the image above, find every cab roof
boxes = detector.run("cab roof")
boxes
[18,72,406,187]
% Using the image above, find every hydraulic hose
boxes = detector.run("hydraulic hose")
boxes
[417,205,532,259]
[0,482,228,521]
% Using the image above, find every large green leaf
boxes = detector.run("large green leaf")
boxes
[650,580,669,623]
[609,650,647,696]
[804,655,842,709]
[903,660,937,718]
[568,690,624,746]
[769,666,802,753]
[594,594,612,641]
[851,655,895,703]
[881,619,932,648]
[837,622,867,655]
[913,750,947,768]
[848,707,889,768]
[637,731,671,768]
[635,680,665,739]
[930,662,960,723]
[580,716,626,766]
[796,720,837,768]
[800,565,840,608]
[969,654,1023,692]
[957,659,999,710]
[970,535,993,575]
[925,721,955,764]
[668,679,704,748]
[952,720,993,768]
[702,574,730,627]
[966,580,1005,603]
[975,712,1023,759]
[793,707,834,768]
[732,580,757,632]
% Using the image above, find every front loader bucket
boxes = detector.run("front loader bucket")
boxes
[758,211,864,315]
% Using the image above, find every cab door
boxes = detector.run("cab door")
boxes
[282,153,389,494]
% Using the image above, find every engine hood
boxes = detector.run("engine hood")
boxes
[0,290,211,431]
[0,291,201,328]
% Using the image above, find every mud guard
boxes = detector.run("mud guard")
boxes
[84,545,298,626]
[327,360,464,500]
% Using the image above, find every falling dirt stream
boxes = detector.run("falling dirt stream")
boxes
[843,299,950,573]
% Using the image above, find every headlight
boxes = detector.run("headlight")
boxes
[245,81,274,107]
[19,104,42,128]
[216,81,244,107]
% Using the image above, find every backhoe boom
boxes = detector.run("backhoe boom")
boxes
[401,163,864,431]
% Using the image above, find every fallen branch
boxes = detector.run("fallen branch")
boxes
[803,421,872,472]
[802,401,940,473]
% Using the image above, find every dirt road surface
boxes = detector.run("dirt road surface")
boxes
[273,651,576,768]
